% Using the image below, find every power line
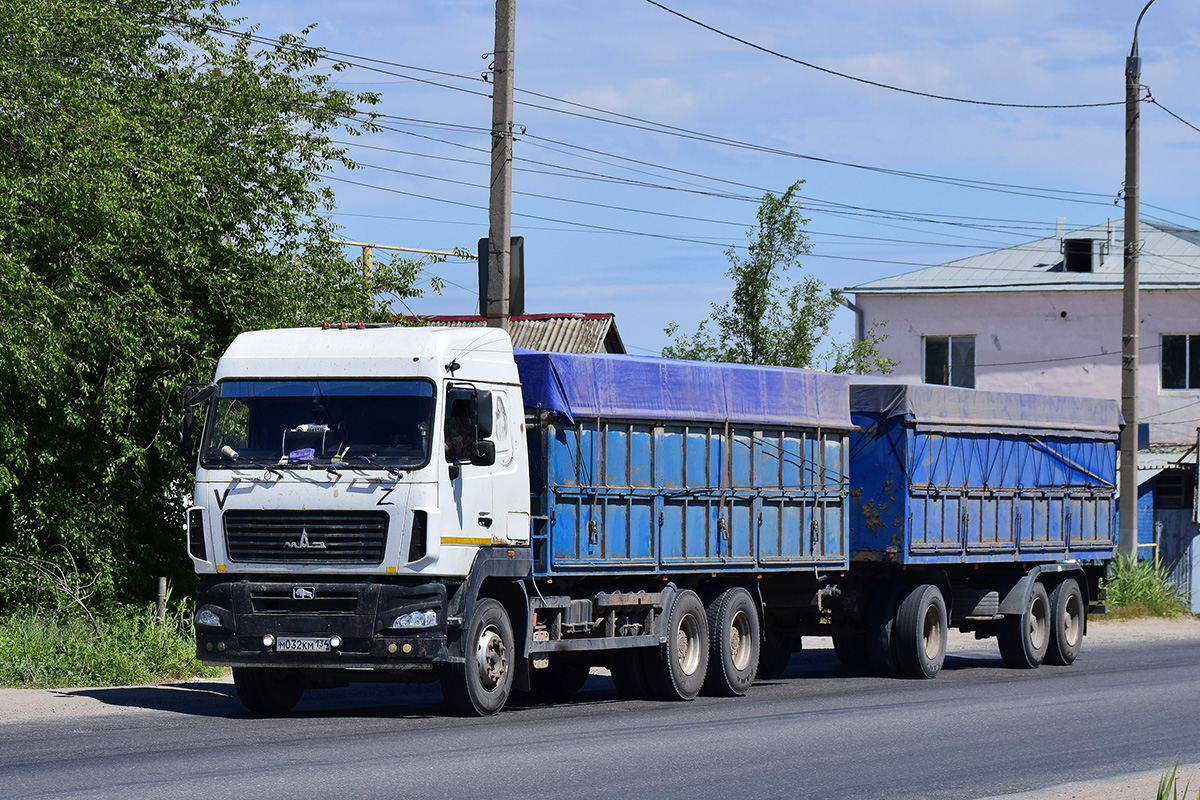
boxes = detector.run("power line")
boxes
[1146,94,1200,136]
[644,0,1122,110]
[70,0,1200,239]
[85,0,1196,221]
[347,158,1031,250]
[331,132,1065,241]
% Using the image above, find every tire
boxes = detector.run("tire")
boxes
[998,581,1051,669]
[866,584,902,677]
[702,587,761,696]
[894,584,948,680]
[644,589,709,700]
[1046,578,1085,666]
[610,650,653,700]
[441,597,514,716]
[232,667,304,714]
[757,631,795,679]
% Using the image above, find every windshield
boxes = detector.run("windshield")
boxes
[200,379,435,470]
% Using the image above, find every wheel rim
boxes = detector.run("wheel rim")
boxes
[1062,591,1083,647]
[1029,594,1049,651]
[676,612,702,676]
[921,602,943,661]
[475,624,508,690]
[729,609,754,672]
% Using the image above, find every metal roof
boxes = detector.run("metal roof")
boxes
[415,313,625,354]
[848,221,1200,294]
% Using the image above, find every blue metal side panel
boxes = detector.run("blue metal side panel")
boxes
[849,408,1117,565]
[532,418,849,577]
[848,412,910,560]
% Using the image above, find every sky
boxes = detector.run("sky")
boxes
[220,0,1200,357]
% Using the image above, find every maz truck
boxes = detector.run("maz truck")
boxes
[182,324,1119,715]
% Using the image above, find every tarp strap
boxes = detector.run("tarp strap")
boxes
[718,418,730,556]
[1029,436,1115,488]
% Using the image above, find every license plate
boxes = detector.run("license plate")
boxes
[275,637,330,652]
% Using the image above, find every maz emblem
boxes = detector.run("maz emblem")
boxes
[285,528,327,550]
[292,586,316,600]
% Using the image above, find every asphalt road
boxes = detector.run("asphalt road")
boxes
[2,635,1199,800]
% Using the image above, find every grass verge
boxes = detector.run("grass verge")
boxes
[0,602,224,688]
[1102,553,1189,620]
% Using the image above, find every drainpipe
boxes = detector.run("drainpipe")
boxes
[835,291,865,345]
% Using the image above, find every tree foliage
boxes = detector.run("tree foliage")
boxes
[0,0,427,606]
[662,181,892,374]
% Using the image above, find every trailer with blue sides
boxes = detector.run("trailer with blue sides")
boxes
[515,347,851,697]
[837,380,1118,677]
[182,326,1118,715]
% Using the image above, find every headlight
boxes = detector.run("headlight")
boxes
[195,608,222,627]
[391,609,438,629]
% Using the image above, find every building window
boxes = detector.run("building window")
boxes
[1154,468,1195,509]
[924,336,975,388]
[1161,334,1200,390]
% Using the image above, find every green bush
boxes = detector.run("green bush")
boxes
[0,601,223,688]
[1103,553,1189,619]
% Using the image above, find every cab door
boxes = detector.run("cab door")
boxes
[442,383,495,547]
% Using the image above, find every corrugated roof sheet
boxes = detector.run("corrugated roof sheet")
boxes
[848,221,1200,294]
[415,313,625,354]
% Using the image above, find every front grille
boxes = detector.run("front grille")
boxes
[250,587,360,614]
[224,510,388,564]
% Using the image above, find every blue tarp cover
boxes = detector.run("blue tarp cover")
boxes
[849,379,1121,440]
[515,350,850,430]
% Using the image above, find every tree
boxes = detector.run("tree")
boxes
[0,0,427,606]
[662,181,892,374]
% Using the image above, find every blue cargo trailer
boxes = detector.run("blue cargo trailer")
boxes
[515,350,853,693]
[516,351,851,575]
[832,380,1119,679]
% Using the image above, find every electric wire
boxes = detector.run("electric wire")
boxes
[643,0,1122,110]
[1146,94,1200,136]
[72,0,1200,227]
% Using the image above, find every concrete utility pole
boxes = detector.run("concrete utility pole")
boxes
[1119,0,1156,559]
[486,0,516,332]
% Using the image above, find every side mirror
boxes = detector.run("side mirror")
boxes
[182,383,217,410]
[179,384,217,466]
[470,439,496,467]
[180,408,196,466]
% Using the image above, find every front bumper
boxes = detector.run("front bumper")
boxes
[195,576,458,669]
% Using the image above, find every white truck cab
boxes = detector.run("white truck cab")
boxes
[184,325,531,714]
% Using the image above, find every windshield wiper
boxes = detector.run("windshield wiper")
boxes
[205,457,285,478]
[237,460,285,478]
[342,454,403,477]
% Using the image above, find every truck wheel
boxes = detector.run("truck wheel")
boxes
[233,667,304,714]
[866,584,902,678]
[998,582,1050,669]
[1046,578,1084,666]
[644,589,709,700]
[894,584,948,679]
[702,587,760,696]
[610,650,652,700]
[441,597,514,716]
[757,631,795,679]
